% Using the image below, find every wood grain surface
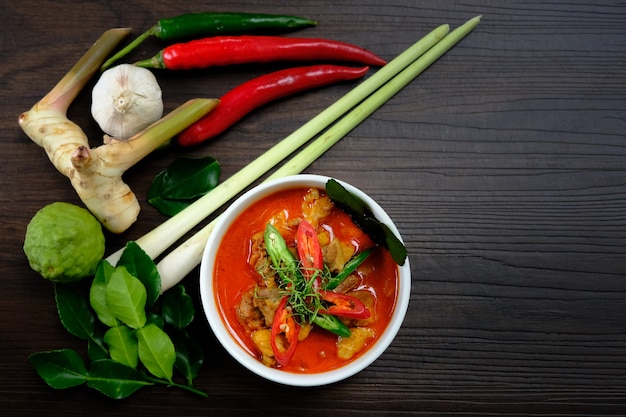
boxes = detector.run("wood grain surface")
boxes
[1,1,625,416]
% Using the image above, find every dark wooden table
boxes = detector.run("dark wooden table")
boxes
[2,1,625,415]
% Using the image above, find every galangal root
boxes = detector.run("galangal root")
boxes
[19,28,218,233]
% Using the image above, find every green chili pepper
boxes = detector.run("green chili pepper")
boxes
[102,12,317,71]
[263,223,299,278]
[311,314,351,338]
[156,12,317,40]
[325,247,374,290]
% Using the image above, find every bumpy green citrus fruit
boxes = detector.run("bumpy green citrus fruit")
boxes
[23,202,106,283]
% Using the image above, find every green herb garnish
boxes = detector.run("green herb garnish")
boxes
[263,223,351,337]
[263,223,323,323]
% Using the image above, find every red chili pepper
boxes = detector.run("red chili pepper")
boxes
[296,219,324,281]
[178,64,369,146]
[270,296,300,366]
[320,291,371,320]
[135,35,387,70]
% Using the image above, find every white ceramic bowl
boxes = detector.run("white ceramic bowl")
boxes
[199,174,411,386]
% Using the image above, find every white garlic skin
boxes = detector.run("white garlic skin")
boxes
[91,64,163,140]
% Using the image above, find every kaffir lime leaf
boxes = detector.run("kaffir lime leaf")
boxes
[23,202,106,283]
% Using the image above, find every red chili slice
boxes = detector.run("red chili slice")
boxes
[296,219,324,284]
[319,291,371,320]
[270,296,300,366]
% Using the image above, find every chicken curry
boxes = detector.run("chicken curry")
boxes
[212,186,399,373]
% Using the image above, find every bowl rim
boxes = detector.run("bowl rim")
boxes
[199,174,411,386]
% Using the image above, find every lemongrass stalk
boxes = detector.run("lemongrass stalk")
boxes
[154,16,481,291]
[269,15,482,180]
[106,22,451,266]
[157,219,218,291]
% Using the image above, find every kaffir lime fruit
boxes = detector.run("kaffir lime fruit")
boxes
[23,202,106,283]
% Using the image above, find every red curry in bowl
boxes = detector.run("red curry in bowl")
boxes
[212,185,400,374]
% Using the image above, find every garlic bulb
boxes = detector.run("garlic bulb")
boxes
[91,64,163,140]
